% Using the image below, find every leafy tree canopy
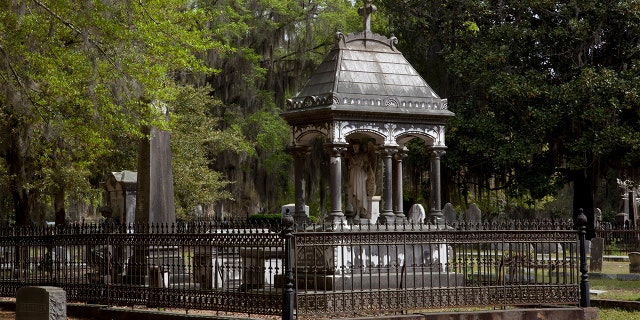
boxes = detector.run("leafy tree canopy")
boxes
[0,0,221,224]
[379,0,640,225]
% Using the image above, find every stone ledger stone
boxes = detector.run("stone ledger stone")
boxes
[16,286,66,320]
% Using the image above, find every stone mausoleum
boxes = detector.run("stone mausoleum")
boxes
[280,0,454,227]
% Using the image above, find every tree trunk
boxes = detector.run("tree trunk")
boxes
[572,169,595,239]
[8,140,32,226]
[54,183,66,226]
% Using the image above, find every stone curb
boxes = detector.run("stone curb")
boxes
[591,299,640,311]
[589,273,640,280]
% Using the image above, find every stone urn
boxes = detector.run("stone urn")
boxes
[629,252,640,274]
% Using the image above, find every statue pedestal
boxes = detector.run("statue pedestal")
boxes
[359,196,380,224]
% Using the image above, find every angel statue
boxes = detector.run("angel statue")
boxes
[346,140,377,220]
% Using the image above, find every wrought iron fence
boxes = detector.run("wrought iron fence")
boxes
[293,220,579,318]
[595,229,640,255]
[0,219,580,318]
[0,222,284,315]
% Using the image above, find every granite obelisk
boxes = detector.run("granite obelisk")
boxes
[135,110,176,225]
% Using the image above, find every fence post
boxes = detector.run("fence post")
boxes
[282,210,295,320]
[577,208,590,307]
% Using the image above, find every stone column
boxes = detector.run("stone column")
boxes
[429,148,446,222]
[327,144,347,224]
[380,147,397,224]
[393,147,408,221]
[288,146,310,229]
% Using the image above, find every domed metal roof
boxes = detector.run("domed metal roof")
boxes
[281,0,453,147]
[286,31,447,113]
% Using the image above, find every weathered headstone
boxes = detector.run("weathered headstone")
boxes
[466,203,482,223]
[442,203,456,224]
[537,243,563,255]
[16,286,66,320]
[407,204,426,224]
[589,237,604,273]
[104,170,137,225]
[629,252,640,273]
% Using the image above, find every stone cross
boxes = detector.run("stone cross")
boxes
[358,0,376,32]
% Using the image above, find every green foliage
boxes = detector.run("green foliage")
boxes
[171,86,248,219]
[0,0,218,224]
[380,0,640,215]
[247,213,281,225]
[203,0,362,215]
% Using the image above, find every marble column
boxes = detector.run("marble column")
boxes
[393,147,408,220]
[327,144,347,224]
[288,145,310,229]
[429,148,446,222]
[380,147,397,224]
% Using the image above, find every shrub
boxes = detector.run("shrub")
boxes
[248,213,282,225]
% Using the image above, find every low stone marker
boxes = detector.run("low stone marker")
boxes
[16,286,66,320]
[629,252,640,273]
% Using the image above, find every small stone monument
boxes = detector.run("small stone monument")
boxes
[442,203,456,224]
[104,170,137,225]
[281,203,309,225]
[16,286,66,320]
[407,204,426,224]
[589,237,604,273]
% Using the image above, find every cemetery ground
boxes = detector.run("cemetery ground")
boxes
[589,259,640,320]
[0,259,638,319]
[0,260,640,320]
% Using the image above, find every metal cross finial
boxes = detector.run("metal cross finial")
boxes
[358,0,377,32]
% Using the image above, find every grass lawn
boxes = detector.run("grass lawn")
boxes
[598,308,640,320]
[589,259,640,319]
[590,278,640,302]
[589,258,639,301]
[592,259,632,274]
